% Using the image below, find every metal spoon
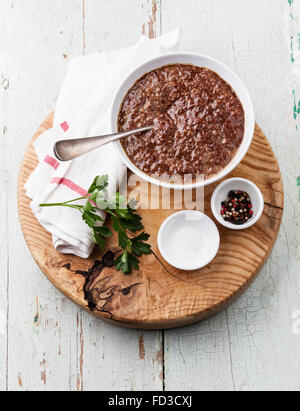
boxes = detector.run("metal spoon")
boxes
[53,126,152,162]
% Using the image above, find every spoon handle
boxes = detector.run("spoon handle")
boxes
[54,126,152,162]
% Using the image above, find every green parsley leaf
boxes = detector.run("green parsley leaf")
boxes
[82,211,103,228]
[88,175,109,193]
[93,226,113,238]
[92,229,106,249]
[40,175,152,275]
[115,251,139,274]
[131,233,152,257]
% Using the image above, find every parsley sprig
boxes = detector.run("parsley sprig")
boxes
[40,175,152,274]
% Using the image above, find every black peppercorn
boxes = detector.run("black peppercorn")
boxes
[220,190,253,225]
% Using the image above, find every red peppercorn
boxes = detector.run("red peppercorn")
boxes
[220,190,253,225]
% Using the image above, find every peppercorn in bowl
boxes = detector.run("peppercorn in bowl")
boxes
[210,178,264,230]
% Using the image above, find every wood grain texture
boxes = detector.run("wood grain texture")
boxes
[18,113,283,329]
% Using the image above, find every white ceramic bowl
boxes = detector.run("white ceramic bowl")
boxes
[157,210,220,271]
[211,178,264,230]
[110,52,255,190]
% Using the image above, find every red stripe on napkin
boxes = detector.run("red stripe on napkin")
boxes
[60,121,69,132]
[44,155,60,170]
[50,178,98,207]
[51,177,88,197]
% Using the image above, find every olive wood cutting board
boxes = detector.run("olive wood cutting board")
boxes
[17,113,284,329]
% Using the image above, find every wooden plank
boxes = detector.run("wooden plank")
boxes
[0,47,9,391]
[162,0,300,391]
[1,0,83,391]
[1,0,163,391]
[84,0,143,53]
[164,312,235,391]
[75,313,164,391]
[142,0,162,38]
[81,0,163,390]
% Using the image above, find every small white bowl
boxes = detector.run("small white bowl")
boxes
[211,178,264,230]
[157,210,220,271]
[111,52,255,190]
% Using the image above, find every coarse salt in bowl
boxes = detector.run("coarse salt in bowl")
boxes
[157,210,220,271]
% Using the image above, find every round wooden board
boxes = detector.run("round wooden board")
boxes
[18,114,284,329]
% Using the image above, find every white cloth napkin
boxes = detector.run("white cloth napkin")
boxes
[25,30,180,258]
